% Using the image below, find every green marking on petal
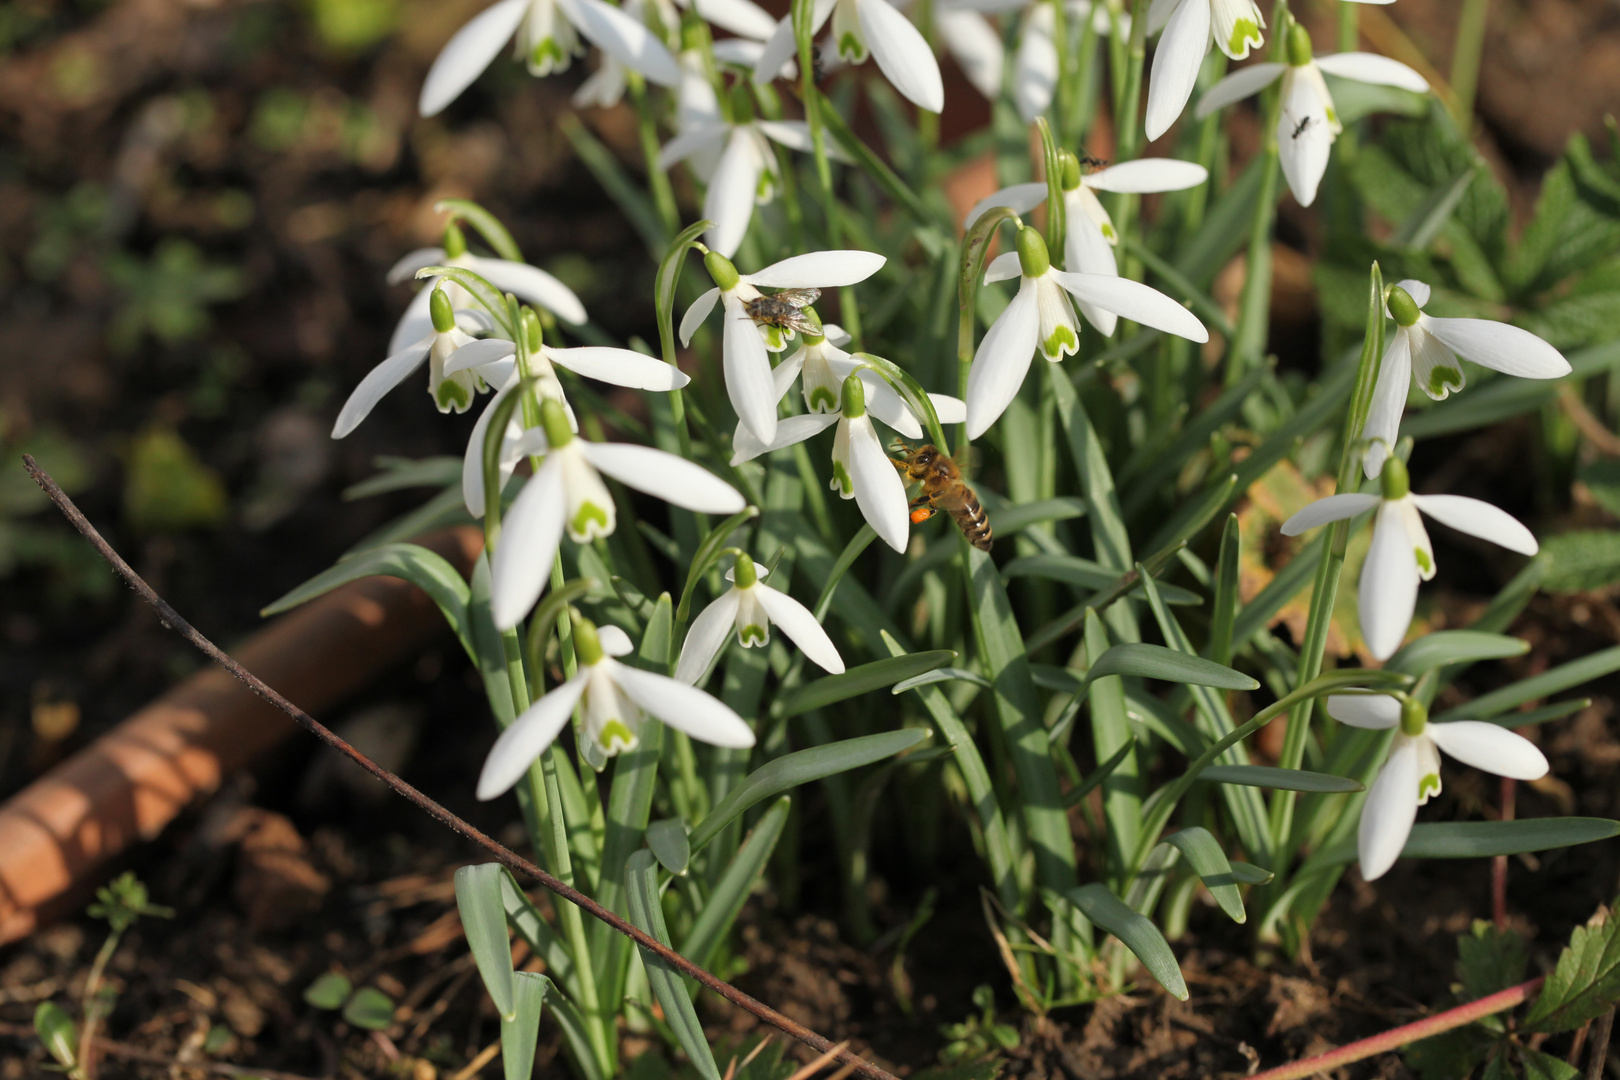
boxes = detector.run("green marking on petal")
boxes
[572,500,610,537]
[830,460,854,497]
[1043,325,1078,359]
[1101,223,1118,242]
[764,325,786,349]
[434,379,472,413]
[1414,547,1433,575]
[838,33,865,62]
[807,386,839,412]
[739,624,768,646]
[1229,18,1261,56]
[1418,771,1442,801]
[597,719,637,754]
[531,37,568,69]
[1427,365,1463,398]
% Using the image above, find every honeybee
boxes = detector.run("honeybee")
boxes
[742,288,822,337]
[892,442,993,552]
[1080,155,1110,169]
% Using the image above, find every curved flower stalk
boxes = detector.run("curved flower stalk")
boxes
[681,249,887,444]
[490,399,746,630]
[751,0,945,113]
[1326,693,1549,881]
[731,374,911,552]
[967,226,1209,437]
[1360,281,1572,478]
[417,0,684,117]
[387,226,587,355]
[1280,457,1539,661]
[659,115,838,258]
[456,326,692,516]
[937,0,1128,121]
[1194,25,1430,205]
[733,322,966,448]
[478,614,755,793]
[333,287,510,438]
[676,556,845,685]
[966,150,1208,335]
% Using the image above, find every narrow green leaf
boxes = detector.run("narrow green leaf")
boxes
[1164,827,1246,923]
[1068,884,1188,999]
[499,872,575,989]
[1207,514,1241,667]
[1488,698,1591,730]
[1142,471,1240,561]
[1085,611,1140,874]
[777,652,955,718]
[675,508,761,623]
[1388,631,1529,675]
[1229,861,1274,885]
[1002,555,1201,604]
[1197,765,1364,793]
[1079,643,1258,696]
[34,1001,77,1068]
[1174,154,1265,287]
[679,797,790,970]
[559,114,667,254]
[455,864,516,1020]
[342,987,395,1031]
[646,819,690,876]
[303,972,352,1010]
[811,523,877,621]
[342,456,461,499]
[625,850,722,1080]
[1317,818,1620,866]
[1389,165,1480,250]
[1120,361,1272,505]
[891,667,992,694]
[1230,541,1318,651]
[1062,741,1134,807]
[500,972,548,1080]
[816,93,934,226]
[1437,647,1620,722]
[1525,906,1620,1033]
[654,219,712,369]
[689,729,928,853]
[992,496,1087,534]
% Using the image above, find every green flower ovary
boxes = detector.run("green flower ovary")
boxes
[1379,456,1410,500]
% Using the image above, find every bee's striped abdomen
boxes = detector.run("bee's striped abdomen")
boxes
[949,490,993,552]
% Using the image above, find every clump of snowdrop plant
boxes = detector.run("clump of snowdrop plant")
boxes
[267,1,1620,1075]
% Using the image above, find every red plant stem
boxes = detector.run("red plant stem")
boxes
[1494,776,1517,929]
[21,456,899,1080]
[1248,977,1544,1080]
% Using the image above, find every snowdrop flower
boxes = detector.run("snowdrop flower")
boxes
[1280,457,1539,661]
[966,226,1208,437]
[1194,25,1429,205]
[734,323,966,449]
[1326,693,1548,881]
[456,313,692,516]
[966,151,1208,335]
[333,286,508,438]
[751,0,944,113]
[676,556,845,684]
[937,0,1128,120]
[681,249,887,444]
[418,0,683,117]
[387,224,587,357]
[1361,281,1572,477]
[1143,0,1267,140]
[660,111,834,258]
[732,374,911,552]
[490,399,746,630]
[478,614,755,792]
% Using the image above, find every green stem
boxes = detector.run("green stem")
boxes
[956,206,1022,459]
[1450,0,1489,125]
[630,75,679,241]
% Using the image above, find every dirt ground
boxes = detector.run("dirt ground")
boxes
[4,0,1620,1077]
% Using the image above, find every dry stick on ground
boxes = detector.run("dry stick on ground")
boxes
[0,1020,320,1080]
[1247,977,1545,1080]
[21,455,900,1080]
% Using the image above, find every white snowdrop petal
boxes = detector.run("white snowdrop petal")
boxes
[1422,318,1572,381]
[441,337,518,377]
[1325,693,1402,730]
[331,342,432,438]
[850,368,923,439]
[1145,0,1179,34]
[930,394,967,424]
[705,131,766,258]
[756,587,845,674]
[1277,70,1334,207]
[730,412,840,464]
[490,454,569,631]
[390,283,437,357]
[546,346,690,390]
[1358,738,1421,880]
[1193,62,1285,118]
[848,416,912,552]
[1279,493,1379,535]
[966,280,1041,438]
[937,9,1005,100]
[680,287,722,347]
[1427,721,1549,781]
[1314,51,1430,92]
[692,0,779,39]
[1410,495,1539,556]
[1012,4,1058,122]
[467,255,590,325]
[1144,0,1209,141]
[581,442,746,514]
[1064,211,1119,335]
[387,247,447,286]
[476,675,590,799]
[596,625,635,656]
[712,37,773,70]
[983,251,1023,284]
[857,0,945,113]
[461,378,523,517]
[964,182,1048,230]
[1361,332,1412,479]
[1395,279,1430,309]
[1049,270,1209,342]
[611,663,757,747]
[771,349,807,401]
[1084,158,1211,193]
[751,16,802,85]
[659,125,729,169]
[558,0,682,85]
[748,250,887,288]
[419,0,530,117]
[1359,503,1421,661]
[721,294,778,443]
[675,591,743,685]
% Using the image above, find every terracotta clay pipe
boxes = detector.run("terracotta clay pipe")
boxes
[0,525,483,945]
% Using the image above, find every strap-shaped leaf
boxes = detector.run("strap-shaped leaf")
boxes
[1196,765,1364,793]
[689,729,929,853]
[1387,630,1529,675]
[1489,698,1591,730]
[1068,884,1188,1000]
[455,864,515,1020]
[498,872,575,989]
[646,819,690,876]
[1062,742,1134,807]
[776,652,955,719]
[1229,861,1274,885]
[891,667,992,694]
[538,978,607,1080]
[1316,818,1620,865]
[1437,646,1620,722]
[1163,828,1245,923]
[261,542,473,660]
[1078,644,1258,696]
[435,198,525,261]
[625,850,722,1080]
[680,797,790,970]
[500,972,548,1080]
[1002,555,1202,605]
[991,496,1088,534]
[342,455,462,499]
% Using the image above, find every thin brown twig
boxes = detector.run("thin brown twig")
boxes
[21,454,900,1080]
[0,1020,320,1080]
[1587,1008,1615,1080]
